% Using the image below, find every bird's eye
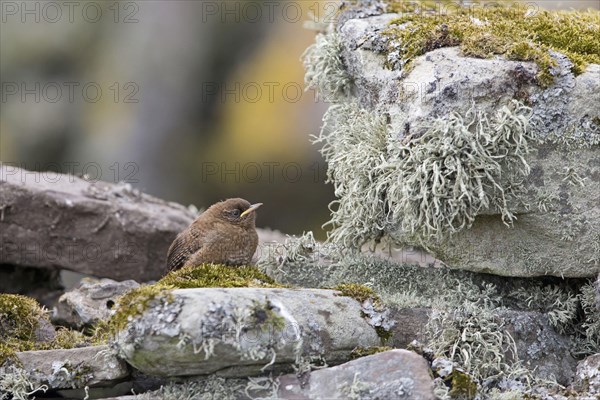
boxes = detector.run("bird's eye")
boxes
[231,209,241,217]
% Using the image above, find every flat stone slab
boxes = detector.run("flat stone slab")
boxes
[277,349,434,400]
[13,345,129,389]
[0,165,196,281]
[115,288,383,377]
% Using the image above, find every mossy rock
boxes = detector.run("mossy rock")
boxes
[104,264,285,337]
[381,2,599,86]
[0,294,96,366]
[308,3,600,278]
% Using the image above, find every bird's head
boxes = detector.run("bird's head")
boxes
[208,198,262,228]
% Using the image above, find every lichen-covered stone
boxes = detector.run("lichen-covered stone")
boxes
[115,288,382,377]
[308,7,600,278]
[8,345,128,390]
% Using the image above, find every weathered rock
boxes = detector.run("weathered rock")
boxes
[573,353,600,396]
[115,288,383,377]
[276,349,434,399]
[12,345,129,389]
[499,310,577,385]
[0,165,196,281]
[387,308,430,348]
[321,13,600,278]
[53,278,140,328]
[386,309,576,385]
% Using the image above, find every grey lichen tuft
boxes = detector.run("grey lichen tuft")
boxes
[312,103,389,247]
[426,283,528,383]
[510,285,579,334]
[387,101,534,247]
[133,377,245,400]
[579,281,600,354]
[302,32,352,101]
[313,100,534,250]
[0,365,48,400]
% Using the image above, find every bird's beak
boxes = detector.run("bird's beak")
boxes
[240,203,263,218]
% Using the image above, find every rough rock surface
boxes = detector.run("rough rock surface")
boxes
[573,353,600,396]
[277,349,434,399]
[116,288,383,377]
[334,14,600,278]
[499,310,577,385]
[0,165,196,281]
[53,278,140,328]
[13,345,129,389]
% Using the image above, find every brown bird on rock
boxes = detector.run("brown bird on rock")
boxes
[166,198,262,272]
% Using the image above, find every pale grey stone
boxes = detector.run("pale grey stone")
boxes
[115,288,382,377]
[13,345,129,389]
[277,349,434,400]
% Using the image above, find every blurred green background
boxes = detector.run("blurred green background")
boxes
[1,0,598,239]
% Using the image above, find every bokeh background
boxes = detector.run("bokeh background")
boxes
[1,0,598,239]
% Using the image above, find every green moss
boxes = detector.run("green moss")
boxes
[47,328,89,350]
[334,283,382,307]
[449,369,478,399]
[0,294,47,365]
[160,263,283,289]
[105,284,175,335]
[0,294,46,344]
[101,264,282,339]
[349,346,393,359]
[374,326,393,345]
[381,2,600,86]
[0,295,94,366]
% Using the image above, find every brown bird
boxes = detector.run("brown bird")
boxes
[166,198,262,272]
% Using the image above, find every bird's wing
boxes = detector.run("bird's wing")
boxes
[166,229,203,271]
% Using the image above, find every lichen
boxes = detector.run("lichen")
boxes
[0,365,48,400]
[385,100,534,248]
[579,281,600,355]
[302,32,351,101]
[508,285,579,334]
[131,377,245,400]
[382,2,600,86]
[312,102,389,248]
[259,234,600,393]
[313,100,534,250]
[339,372,372,400]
